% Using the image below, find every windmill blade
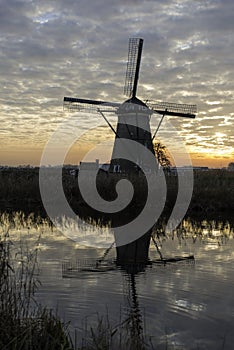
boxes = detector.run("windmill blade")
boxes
[63,97,120,113]
[124,38,144,98]
[146,101,197,118]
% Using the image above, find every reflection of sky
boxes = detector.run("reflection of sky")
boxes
[7,216,234,349]
[1,0,234,166]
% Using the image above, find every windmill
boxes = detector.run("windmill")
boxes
[64,37,197,173]
[63,38,197,266]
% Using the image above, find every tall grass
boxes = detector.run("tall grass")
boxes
[191,169,234,213]
[78,311,153,350]
[0,228,73,350]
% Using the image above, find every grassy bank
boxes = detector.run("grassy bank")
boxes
[1,167,233,217]
[190,169,234,214]
[0,167,233,221]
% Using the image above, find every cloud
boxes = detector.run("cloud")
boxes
[0,0,233,165]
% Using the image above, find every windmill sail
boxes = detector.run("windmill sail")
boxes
[147,100,197,118]
[63,97,120,113]
[124,38,144,98]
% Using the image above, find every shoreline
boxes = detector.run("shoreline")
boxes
[0,167,233,223]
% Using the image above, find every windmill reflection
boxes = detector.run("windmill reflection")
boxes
[122,272,145,350]
[115,229,152,272]
[113,227,152,349]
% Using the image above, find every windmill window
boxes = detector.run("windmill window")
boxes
[113,165,121,173]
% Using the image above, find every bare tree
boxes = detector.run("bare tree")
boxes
[153,141,171,168]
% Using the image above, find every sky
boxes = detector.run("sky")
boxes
[0,0,234,167]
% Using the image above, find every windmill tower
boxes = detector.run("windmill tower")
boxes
[64,37,196,174]
[110,38,154,173]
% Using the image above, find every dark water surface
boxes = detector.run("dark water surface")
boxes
[7,217,234,349]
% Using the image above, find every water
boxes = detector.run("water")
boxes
[6,217,234,349]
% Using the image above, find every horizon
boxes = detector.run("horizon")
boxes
[1,1,233,168]
[0,162,232,170]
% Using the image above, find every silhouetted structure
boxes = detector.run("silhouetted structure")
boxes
[115,230,152,272]
[63,37,197,268]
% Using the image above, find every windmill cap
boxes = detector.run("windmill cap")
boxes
[118,96,152,114]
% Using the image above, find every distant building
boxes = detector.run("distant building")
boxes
[80,159,99,171]
[191,166,209,171]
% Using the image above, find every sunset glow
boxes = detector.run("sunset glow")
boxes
[0,0,233,168]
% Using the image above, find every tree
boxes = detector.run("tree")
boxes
[227,162,234,171]
[153,141,171,168]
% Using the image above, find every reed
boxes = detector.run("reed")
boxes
[79,312,151,350]
[0,228,73,350]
